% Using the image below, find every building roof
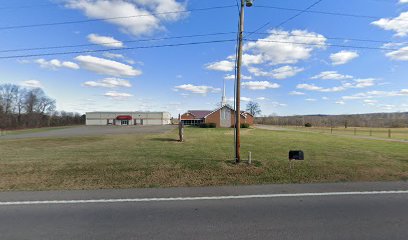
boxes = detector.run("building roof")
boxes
[186,110,212,119]
[204,105,253,119]
[182,107,253,120]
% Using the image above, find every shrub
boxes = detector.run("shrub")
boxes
[241,123,250,128]
[200,123,216,128]
[305,123,312,127]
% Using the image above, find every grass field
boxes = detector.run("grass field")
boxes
[1,127,408,191]
[282,126,408,141]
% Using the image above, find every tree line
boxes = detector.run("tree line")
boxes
[0,84,85,129]
[256,112,408,128]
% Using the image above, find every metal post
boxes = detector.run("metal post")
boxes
[235,0,245,164]
[388,129,391,138]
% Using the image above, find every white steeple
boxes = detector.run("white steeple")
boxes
[221,78,227,106]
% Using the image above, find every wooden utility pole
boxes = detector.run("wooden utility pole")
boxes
[235,0,246,164]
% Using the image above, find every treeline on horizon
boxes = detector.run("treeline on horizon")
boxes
[0,84,84,130]
[255,112,408,128]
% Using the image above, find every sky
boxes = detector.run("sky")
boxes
[1,0,408,117]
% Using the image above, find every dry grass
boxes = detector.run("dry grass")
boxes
[1,127,408,191]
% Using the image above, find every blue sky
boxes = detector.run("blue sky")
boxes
[1,0,408,116]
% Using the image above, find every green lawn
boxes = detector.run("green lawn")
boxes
[1,127,408,191]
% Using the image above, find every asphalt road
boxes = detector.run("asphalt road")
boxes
[0,125,176,139]
[0,182,407,240]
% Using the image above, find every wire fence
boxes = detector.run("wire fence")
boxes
[281,126,408,141]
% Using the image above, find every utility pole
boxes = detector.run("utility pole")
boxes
[235,0,252,164]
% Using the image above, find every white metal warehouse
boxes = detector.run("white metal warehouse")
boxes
[86,112,171,126]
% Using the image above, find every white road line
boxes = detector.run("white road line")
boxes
[1,190,407,206]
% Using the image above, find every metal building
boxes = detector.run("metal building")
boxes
[86,112,171,126]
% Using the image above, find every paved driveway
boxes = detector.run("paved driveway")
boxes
[0,125,176,140]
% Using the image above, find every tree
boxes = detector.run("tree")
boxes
[246,101,261,116]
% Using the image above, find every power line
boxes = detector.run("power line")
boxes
[1,37,404,60]
[254,5,408,23]
[0,30,402,54]
[275,0,324,28]
[0,39,237,59]
[246,38,406,51]
[250,32,399,44]
[0,5,236,31]
[0,32,236,53]
[245,0,324,38]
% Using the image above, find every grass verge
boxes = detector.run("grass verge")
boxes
[1,127,408,191]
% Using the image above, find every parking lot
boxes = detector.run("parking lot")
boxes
[0,125,176,140]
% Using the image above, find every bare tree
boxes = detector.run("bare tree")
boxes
[246,101,261,116]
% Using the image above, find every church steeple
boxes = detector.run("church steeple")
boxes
[221,78,227,106]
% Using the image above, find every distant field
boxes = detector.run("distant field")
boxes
[279,126,408,141]
[1,127,408,191]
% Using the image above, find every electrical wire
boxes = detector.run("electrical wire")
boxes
[0,31,402,54]
[0,39,237,59]
[0,5,236,31]
[245,0,324,38]
[254,5,408,22]
[0,32,237,53]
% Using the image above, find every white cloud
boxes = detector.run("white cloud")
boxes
[241,81,280,90]
[104,91,133,99]
[224,74,252,80]
[335,101,345,105]
[249,66,304,79]
[174,84,220,95]
[352,78,376,88]
[289,91,305,95]
[206,60,235,72]
[311,71,353,80]
[363,99,378,105]
[385,46,408,61]
[371,12,408,37]
[297,83,345,92]
[87,33,124,48]
[83,78,132,88]
[342,89,408,100]
[75,55,142,77]
[256,97,267,100]
[35,59,80,70]
[227,97,252,102]
[65,0,187,37]
[296,84,345,92]
[400,0,408,3]
[21,80,42,88]
[330,50,359,65]
[305,98,317,102]
[103,53,124,59]
[227,54,264,66]
[270,101,287,107]
[245,29,327,65]
[297,78,375,93]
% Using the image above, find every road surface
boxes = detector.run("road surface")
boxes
[0,181,407,240]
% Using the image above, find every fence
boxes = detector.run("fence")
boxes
[283,126,408,141]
